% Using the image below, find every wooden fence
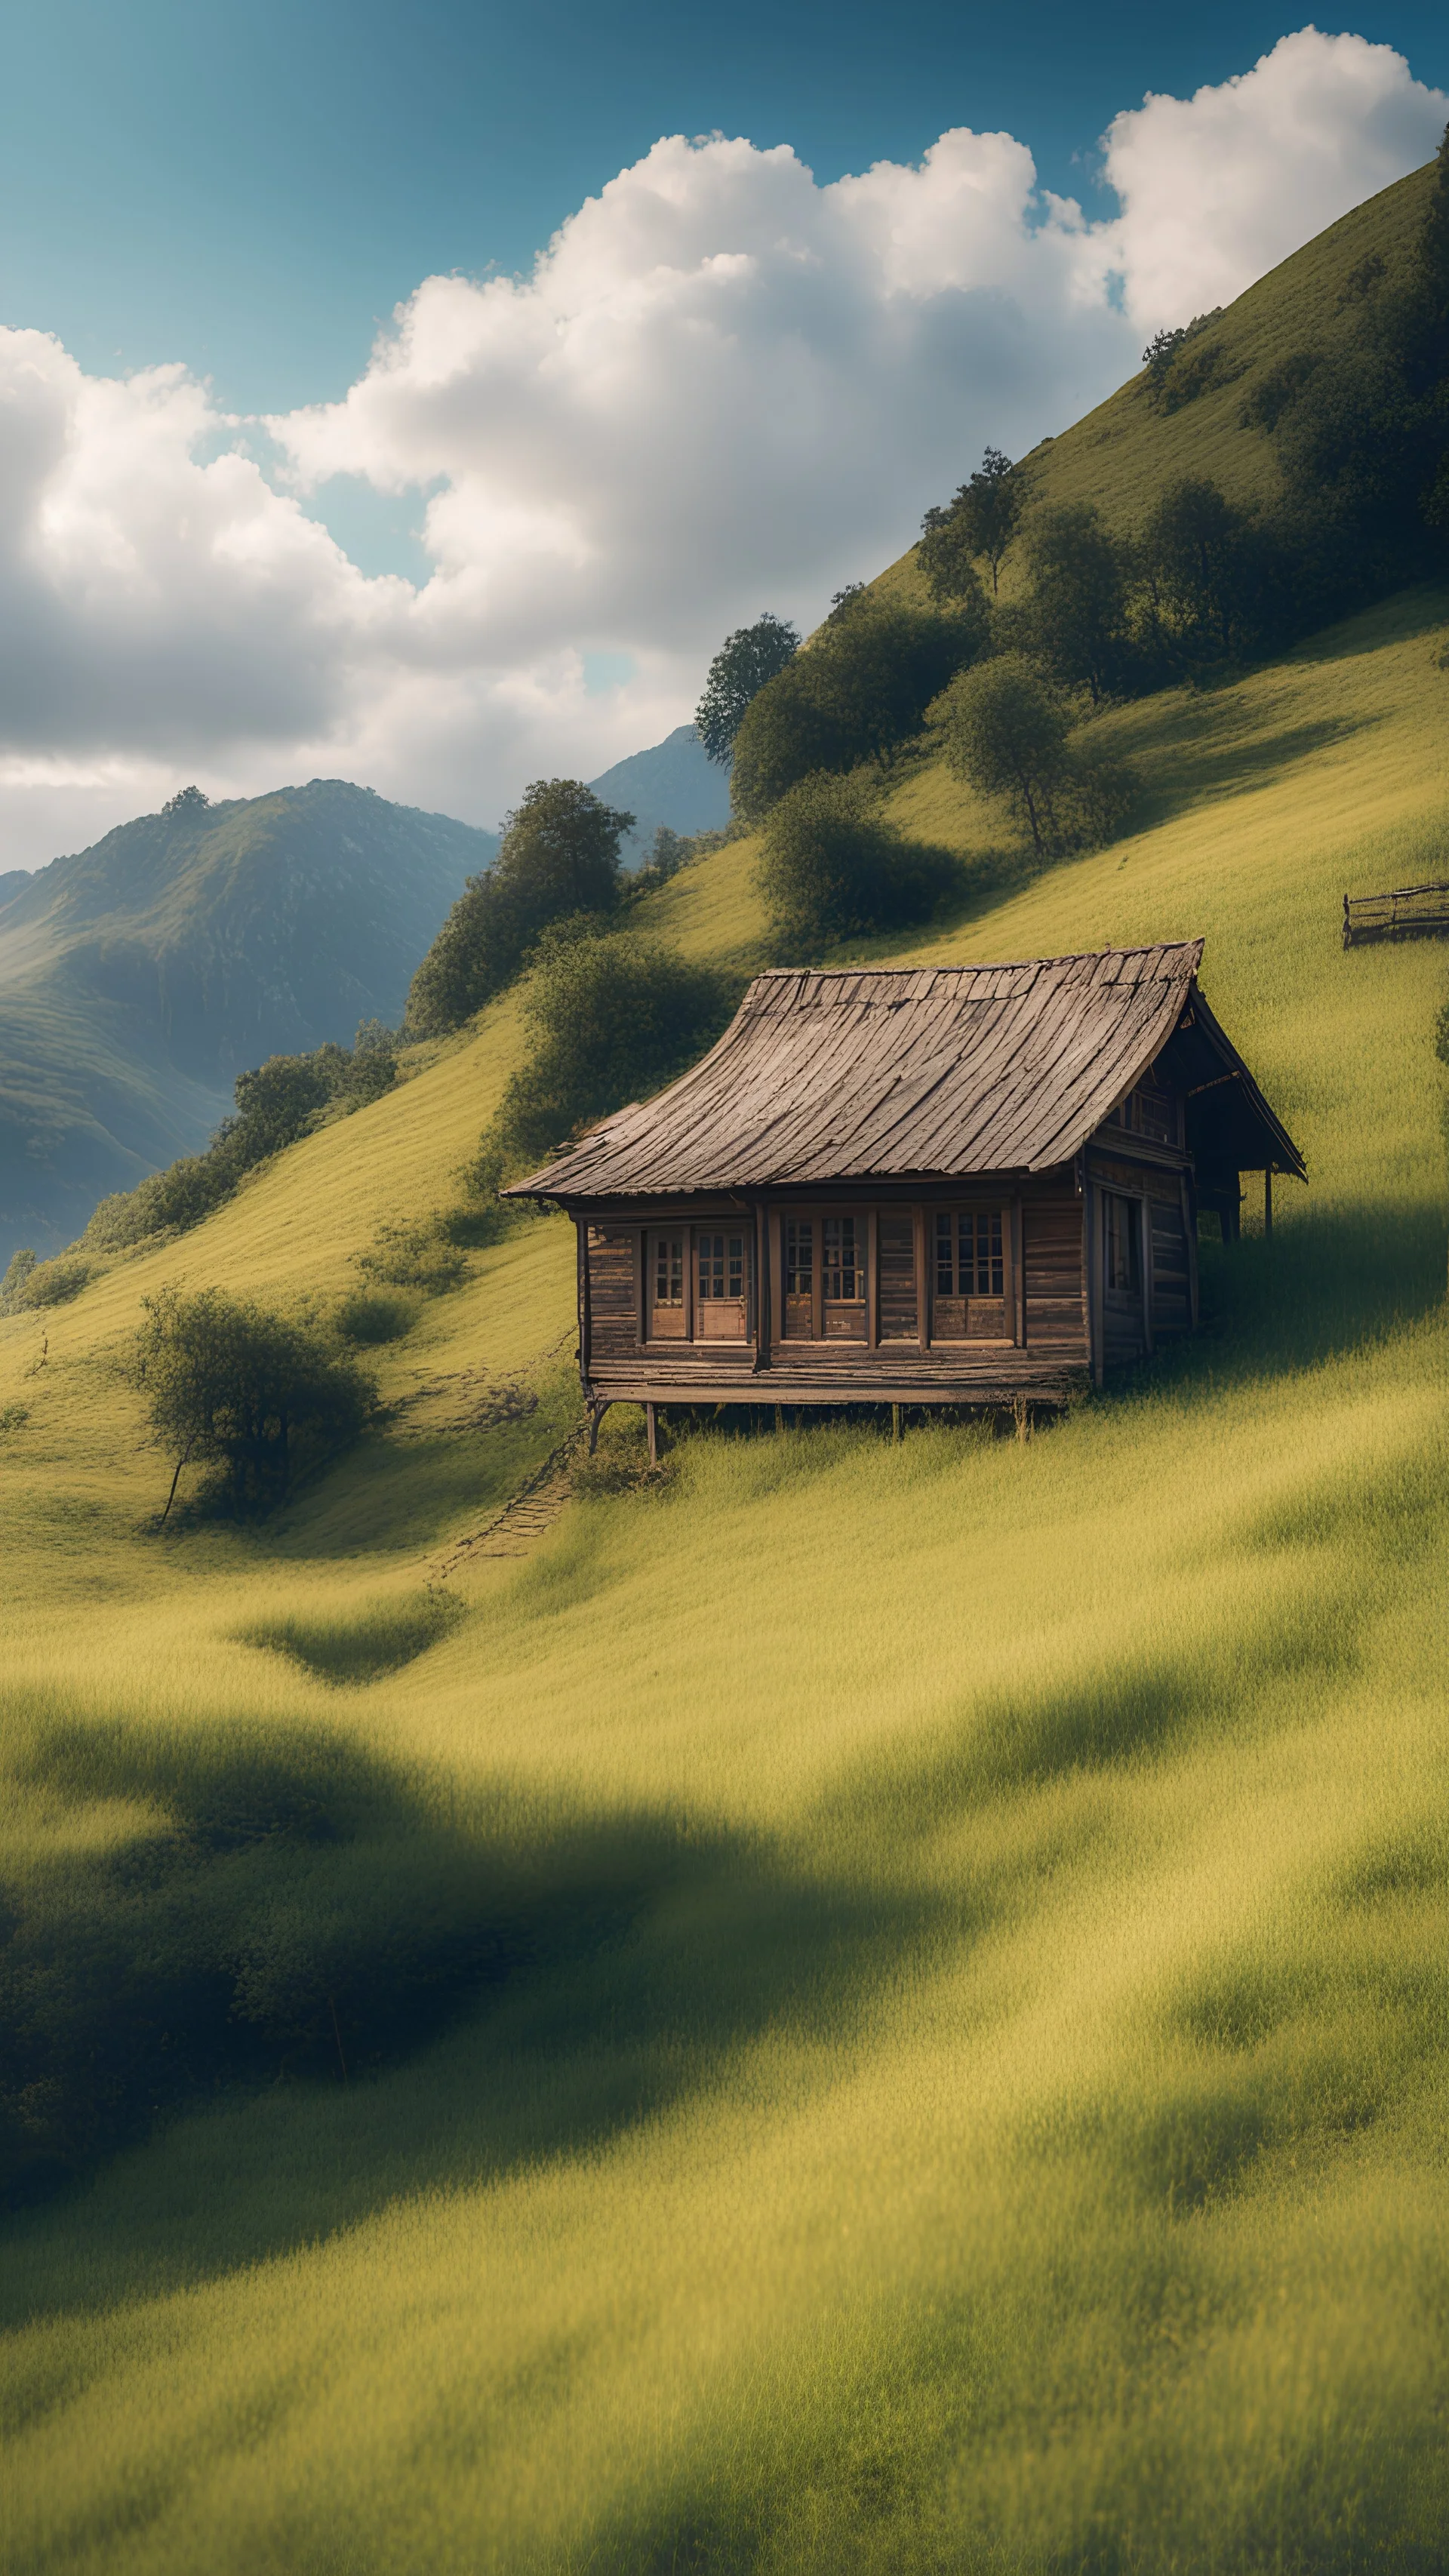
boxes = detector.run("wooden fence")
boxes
[1343,882,1449,946]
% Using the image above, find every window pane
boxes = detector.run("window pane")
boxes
[654,1235,683,1303]
[698,1231,726,1298]
[785,1220,813,1296]
[728,1236,744,1299]
[823,1214,863,1301]
[936,1211,954,1295]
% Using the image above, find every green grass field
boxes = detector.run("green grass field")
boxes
[2,558,1448,2568]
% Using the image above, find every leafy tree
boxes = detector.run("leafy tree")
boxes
[405,778,634,1036]
[933,654,1069,855]
[933,654,1136,858]
[919,448,1023,598]
[162,784,211,819]
[1023,503,1135,704]
[755,773,958,957]
[1142,477,1257,659]
[730,600,986,822]
[695,614,801,765]
[488,922,740,1168]
[136,1288,374,1521]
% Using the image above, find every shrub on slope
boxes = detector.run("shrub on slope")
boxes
[755,774,959,956]
[487,923,740,1172]
[137,1287,377,1521]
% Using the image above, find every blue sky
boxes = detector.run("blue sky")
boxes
[3,1,1446,418]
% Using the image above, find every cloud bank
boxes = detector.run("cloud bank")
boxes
[0,26,1441,865]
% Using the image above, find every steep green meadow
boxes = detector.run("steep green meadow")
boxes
[3,567,1449,2570]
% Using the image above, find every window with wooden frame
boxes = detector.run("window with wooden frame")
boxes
[931,1206,1007,1340]
[1103,1192,1141,1296]
[647,1228,687,1337]
[1108,1071,1177,1145]
[694,1228,749,1339]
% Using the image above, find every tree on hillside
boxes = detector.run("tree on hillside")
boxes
[729,599,986,822]
[933,654,1071,857]
[755,773,958,956]
[695,614,801,765]
[1142,477,1259,660]
[1023,503,1135,704]
[919,448,1024,598]
[137,1288,375,1520]
[934,654,1137,859]
[162,785,211,819]
[405,778,634,1037]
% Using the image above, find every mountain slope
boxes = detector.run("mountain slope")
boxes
[0,779,496,1260]
[586,722,730,858]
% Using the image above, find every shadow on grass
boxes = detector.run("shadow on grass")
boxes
[0,1707,961,2296]
[1117,698,1371,836]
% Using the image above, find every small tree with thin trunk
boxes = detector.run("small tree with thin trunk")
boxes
[136,1288,375,1521]
[932,654,1071,856]
[920,448,1025,599]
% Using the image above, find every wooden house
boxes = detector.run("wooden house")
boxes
[509,942,1303,1429]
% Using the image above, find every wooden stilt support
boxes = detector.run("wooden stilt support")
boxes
[774,1402,784,1435]
[892,1402,902,1444]
[645,1401,658,1467]
[1013,1392,1030,1444]
[587,1400,610,1455]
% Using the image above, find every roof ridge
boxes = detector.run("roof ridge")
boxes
[746,940,1202,995]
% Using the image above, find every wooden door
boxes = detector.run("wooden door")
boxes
[648,1229,687,1338]
[783,1217,814,1338]
[1101,1190,1146,1366]
[694,1228,749,1339]
[877,1213,918,1340]
[821,1214,866,1340]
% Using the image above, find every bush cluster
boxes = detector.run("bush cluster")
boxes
[729,594,988,823]
[755,775,959,956]
[931,655,1137,860]
[0,1249,91,1313]
[487,919,741,1172]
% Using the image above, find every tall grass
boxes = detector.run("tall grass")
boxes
[2,583,1449,2571]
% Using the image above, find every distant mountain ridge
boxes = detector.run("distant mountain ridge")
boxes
[586,724,730,857]
[0,780,494,1261]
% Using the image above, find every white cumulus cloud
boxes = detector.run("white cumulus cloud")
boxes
[0,26,1441,866]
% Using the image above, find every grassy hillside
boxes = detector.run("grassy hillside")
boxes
[0,780,494,1264]
[3,546,1449,2570]
[869,157,1438,614]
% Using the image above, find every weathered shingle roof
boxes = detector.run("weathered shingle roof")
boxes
[511,941,1303,1199]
